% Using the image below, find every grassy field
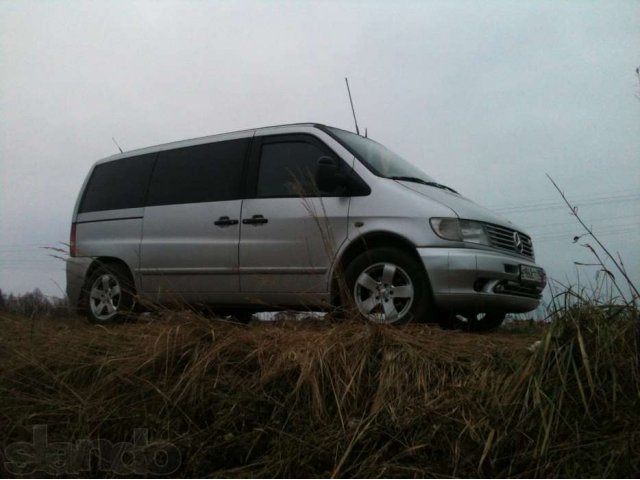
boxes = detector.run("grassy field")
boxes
[1,307,638,477]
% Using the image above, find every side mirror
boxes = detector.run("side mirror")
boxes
[315,156,347,192]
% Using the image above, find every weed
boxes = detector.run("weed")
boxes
[1,300,637,477]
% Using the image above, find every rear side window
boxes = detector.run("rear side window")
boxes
[146,138,249,206]
[79,154,155,213]
[256,141,335,197]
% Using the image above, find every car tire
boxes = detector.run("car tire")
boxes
[85,263,135,325]
[344,247,432,325]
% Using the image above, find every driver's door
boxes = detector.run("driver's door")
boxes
[238,134,351,297]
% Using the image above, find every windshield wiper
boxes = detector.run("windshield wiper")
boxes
[390,176,459,194]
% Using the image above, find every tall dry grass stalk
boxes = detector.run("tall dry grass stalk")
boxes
[546,174,639,304]
[1,299,638,477]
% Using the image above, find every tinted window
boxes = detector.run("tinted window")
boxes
[79,154,155,213]
[146,138,249,206]
[257,141,335,197]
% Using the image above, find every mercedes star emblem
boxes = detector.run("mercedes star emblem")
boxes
[513,231,524,253]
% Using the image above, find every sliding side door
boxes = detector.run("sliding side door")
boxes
[139,135,251,303]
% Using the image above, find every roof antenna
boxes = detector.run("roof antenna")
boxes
[345,77,360,136]
[112,137,124,154]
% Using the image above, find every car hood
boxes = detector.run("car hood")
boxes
[396,180,526,232]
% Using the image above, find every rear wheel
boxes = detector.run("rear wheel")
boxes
[85,264,135,324]
[344,247,432,325]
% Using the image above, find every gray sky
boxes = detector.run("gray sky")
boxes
[1,0,639,301]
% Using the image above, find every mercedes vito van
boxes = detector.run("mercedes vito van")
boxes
[66,123,546,331]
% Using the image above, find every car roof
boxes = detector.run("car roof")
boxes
[96,122,332,165]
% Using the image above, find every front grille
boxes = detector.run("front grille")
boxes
[484,223,534,259]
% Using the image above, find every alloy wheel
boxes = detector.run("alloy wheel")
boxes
[89,273,122,322]
[353,262,414,323]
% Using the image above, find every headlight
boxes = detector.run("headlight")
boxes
[430,218,490,245]
[459,220,489,244]
[430,218,462,241]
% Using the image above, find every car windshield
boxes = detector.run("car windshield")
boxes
[327,127,436,183]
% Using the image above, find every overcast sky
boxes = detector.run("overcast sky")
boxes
[1,0,638,303]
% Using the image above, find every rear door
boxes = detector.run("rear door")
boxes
[238,133,351,298]
[139,135,251,302]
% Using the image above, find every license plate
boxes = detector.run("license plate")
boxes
[520,265,545,285]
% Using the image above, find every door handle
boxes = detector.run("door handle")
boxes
[242,214,269,225]
[214,216,239,227]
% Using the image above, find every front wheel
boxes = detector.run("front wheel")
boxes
[344,247,432,325]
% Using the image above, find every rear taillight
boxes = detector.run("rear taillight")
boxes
[70,223,77,257]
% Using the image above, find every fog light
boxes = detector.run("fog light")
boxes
[494,283,505,293]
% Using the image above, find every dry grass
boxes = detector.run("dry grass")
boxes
[0,307,638,477]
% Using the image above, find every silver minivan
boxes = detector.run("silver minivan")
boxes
[66,123,546,331]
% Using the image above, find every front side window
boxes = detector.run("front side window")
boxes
[256,140,339,197]
[79,154,155,213]
[146,138,249,206]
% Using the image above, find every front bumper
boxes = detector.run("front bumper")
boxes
[418,247,546,314]
[66,256,94,308]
